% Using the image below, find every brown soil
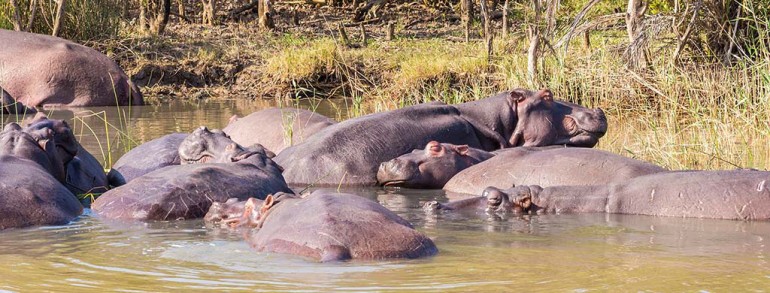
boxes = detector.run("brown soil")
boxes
[93,1,487,103]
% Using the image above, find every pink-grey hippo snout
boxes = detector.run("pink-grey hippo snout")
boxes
[560,105,608,147]
[377,157,420,187]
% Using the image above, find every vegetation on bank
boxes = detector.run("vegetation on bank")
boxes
[2,0,770,171]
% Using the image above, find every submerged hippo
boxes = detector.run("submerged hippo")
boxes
[0,29,143,107]
[24,114,109,195]
[179,126,274,164]
[275,89,608,186]
[206,190,438,262]
[92,144,291,221]
[483,169,770,220]
[223,108,336,154]
[443,147,666,195]
[377,141,495,188]
[107,133,188,186]
[0,124,82,229]
[1,88,35,114]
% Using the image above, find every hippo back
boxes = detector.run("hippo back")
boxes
[94,154,292,221]
[609,170,770,220]
[444,147,666,195]
[0,155,82,229]
[223,108,336,154]
[249,191,437,261]
[108,133,187,186]
[274,103,485,186]
[0,29,142,107]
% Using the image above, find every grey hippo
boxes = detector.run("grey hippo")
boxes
[223,107,336,154]
[0,123,82,229]
[481,169,770,220]
[107,133,188,186]
[443,147,666,195]
[0,29,143,107]
[1,88,35,114]
[24,113,110,195]
[275,89,608,186]
[377,141,495,189]
[179,126,274,164]
[205,190,438,262]
[92,128,291,221]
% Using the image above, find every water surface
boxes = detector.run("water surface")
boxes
[1,101,769,291]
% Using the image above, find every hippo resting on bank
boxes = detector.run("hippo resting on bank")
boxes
[0,124,82,229]
[92,128,291,221]
[205,191,438,262]
[478,169,770,220]
[107,133,188,186]
[275,89,608,186]
[24,114,110,195]
[223,108,336,154]
[1,88,35,114]
[0,29,143,107]
[443,147,666,195]
[377,141,495,189]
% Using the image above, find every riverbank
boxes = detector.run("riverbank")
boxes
[65,3,770,171]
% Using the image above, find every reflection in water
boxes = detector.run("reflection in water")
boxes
[1,188,769,291]
[1,101,770,291]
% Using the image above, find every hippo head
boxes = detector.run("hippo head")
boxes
[206,193,292,229]
[483,186,541,214]
[378,141,487,188]
[23,113,78,164]
[204,198,248,227]
[511,89,607,148]
[0,122,65,181]
[179,126,275,164]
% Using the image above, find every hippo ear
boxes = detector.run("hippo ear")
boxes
[226,143,236,152]
[513,191,532,210]
[454,145,470,155]
[510,89,528,103]
[538,89,554,102]
[260,194,276,215]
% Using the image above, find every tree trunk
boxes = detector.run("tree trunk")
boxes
[154,0,171,34]
[52,0,67,37]
[673,0,701,62]
[527,0,541,86]
[139,0,148,29]
[386,21,394,40]
[201,0,215,25]
[545,0,558,40]
[353,0,387,22]
[26,0,38,31]
[462,0,472,42]
[480,0,492,58]
[502,0,509,36]
[177,0,186,20]
[258,0,275,29]
[625,0,647,68]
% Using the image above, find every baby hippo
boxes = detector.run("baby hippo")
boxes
[377,141,495,189]
[205,190,438,262]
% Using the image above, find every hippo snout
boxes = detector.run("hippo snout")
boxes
[377,159,419,186]
[593,108,608,136]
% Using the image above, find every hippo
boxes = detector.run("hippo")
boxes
[107,133,188,186]
[205,190,438,262]
[275,89,608,186]
[0,29,143,107]
[1,88,35,114]
[223,108,336,154]
[483,169,770,220]
[0,124,82,229]
[377,141,495,189]
[92,145,292,221]
[178,126,275,164]
[443,147,666,195]
[24,114,110,195]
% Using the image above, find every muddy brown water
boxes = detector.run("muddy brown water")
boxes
[1,101,769,291]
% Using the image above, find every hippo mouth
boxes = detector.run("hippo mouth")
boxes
[382,180,407,187]
[182,154,213,164]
